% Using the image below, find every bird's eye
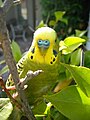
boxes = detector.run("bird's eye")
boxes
[43,40,50,46]
[38,40,43,46]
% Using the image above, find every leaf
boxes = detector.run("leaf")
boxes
[61,63,90,97]
[59,37,85,54]
[11,41,22,62]
[75,29,87,37]
[45,86,90,120]
[36,20,47,29]
[49,20,56,26]
[0,65,9,75]
[0,60,5,65]
[64,37,85,46]
[32,101,47,115]
[71,48,81,65]
[8,106,22,120]
[54,11,65,22]
[0,98,13,120]
[60,18,68,25]
[84,50,90,68]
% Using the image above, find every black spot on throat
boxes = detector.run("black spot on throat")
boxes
[53,50,58,57]
[31,56,33,59]
[50,61,53,64]
[53,58,55,62]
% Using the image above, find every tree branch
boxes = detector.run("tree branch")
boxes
[0,77,22,109]
[0,1,36,120]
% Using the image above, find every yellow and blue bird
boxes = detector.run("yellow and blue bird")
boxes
[6,27,64,106]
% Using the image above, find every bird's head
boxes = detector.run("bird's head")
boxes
[29,27,58,64]
[32,27,57,55]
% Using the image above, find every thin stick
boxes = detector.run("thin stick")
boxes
[0,0,36,119]
[0,77,22,109]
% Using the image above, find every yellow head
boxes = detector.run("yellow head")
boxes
[33,27,56,46]
[28,27,58,65]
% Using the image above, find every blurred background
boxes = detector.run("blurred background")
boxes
[0,0,90,82]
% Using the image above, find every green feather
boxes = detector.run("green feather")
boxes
[6,27,60,105]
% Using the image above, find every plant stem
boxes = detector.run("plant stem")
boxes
[0,0,36,120]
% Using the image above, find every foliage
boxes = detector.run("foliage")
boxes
[0,41,22,76]
[40,0,88,39]
[1,1,90,118]
[0,36,88,120]
[0,98,13,120]
[45,64,90,120]
[10,41,22,62]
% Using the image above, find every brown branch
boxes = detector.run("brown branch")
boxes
[0,2,36,120]
[0,77,21,109]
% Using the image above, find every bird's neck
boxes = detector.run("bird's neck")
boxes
[29,46,58,65]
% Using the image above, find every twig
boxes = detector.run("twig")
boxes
[0,77,22,109]
[6,70,43,96]
[0,1,36,120]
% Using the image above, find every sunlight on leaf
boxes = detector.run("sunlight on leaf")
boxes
[45,86,90,120]
[60,18,68,25]
[71,48,81,65]
[54,11,65,22]
[61,63,90,97]
[59,37,85,54]
[36,20,47,29]
[0,65,9,75]
[49,20,56,26]
[75,29,87,37]
[11,41,22,62]
[0,98,13,120]
[0,60,5,65]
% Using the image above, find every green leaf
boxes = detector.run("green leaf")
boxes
[32,101,47,115]
[8,106,22,120]
[64,37,85,46]
[61,63,90,97]
[36,20,47,29]
[45,86,90,120]
[11,41,22,62]
[49,20,56,26]
[50,107,69,120]
[71,48,81,65]
[84,51,90,68]
[0,60,5,64]
[0,98,13,120]
[75,29,87,37]
[54,11,65,22]
[0,65,9,75]
[60,18,68,25]
[59,37,85,54]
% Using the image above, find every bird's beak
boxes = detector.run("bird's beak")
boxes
[39,45,48,55]
[37,40,50,55]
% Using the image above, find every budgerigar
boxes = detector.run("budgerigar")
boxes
[6,27,61,106]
